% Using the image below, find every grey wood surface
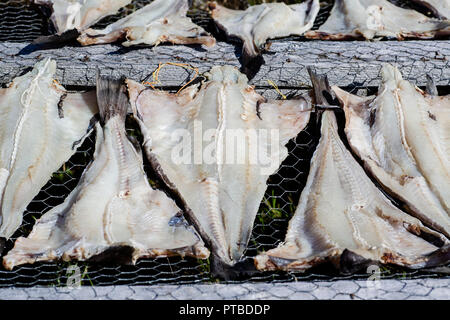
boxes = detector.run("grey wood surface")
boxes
[0,40,448,88]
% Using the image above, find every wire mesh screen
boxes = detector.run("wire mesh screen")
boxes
[0,0,448,287]
[0,0,439,42]
[0,86,448,287]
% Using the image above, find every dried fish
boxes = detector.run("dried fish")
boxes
[305,0,449,40]
[208,0,319,59]
[34,0,132,34]
[332,64,450,238]
[255,111,449,272]
[77,0,215,48]
[0,59,97,239]
[127,65,311,268]
[3,77,208,270]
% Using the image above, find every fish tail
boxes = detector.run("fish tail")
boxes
[307,66,334,107]
[96,75,128,124]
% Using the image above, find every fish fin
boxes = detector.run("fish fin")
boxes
[125,79,146,118]
[332,85,370,105]
[2,207,62,270]
[332,85,376,120]
[32,29,80,46]
[96,75,129,124]
[340,249,378,274]
[424,245,450,268]
[88,245,135,265]
[258,98,311,143]
[70,114,99,151]
[210,254,257,280]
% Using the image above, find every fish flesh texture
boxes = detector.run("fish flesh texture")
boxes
[332,64,450,238]
[208,0,319,59]
[255,110,449,272]
[127,65,311,268]
[3,77,209,270]
[412,0,450,19]
[305,0,450,40]
[128,67,310,268]
[34,0,132,34]
[77,0,215,47]
[0,59,97,240]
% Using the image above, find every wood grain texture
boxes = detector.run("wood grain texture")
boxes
[0,40,448,88]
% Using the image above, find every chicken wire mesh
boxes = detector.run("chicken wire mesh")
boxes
[0,0,448,287]
[0,85,448,287]
[0,0,438,42]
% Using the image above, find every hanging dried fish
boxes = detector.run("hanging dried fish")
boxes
[77,0,215,48]
[208,0,319,59]
[305,0,449,40]
[3,76,208,270]
[127,65,311,270]
[34,0,132,34]
[255,111,449,272]
[332,64,450,238]
[0,59,97,239]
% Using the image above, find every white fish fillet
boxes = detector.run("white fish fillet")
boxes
[0,59,97,239]
[77,0,215,48]
[3,77,209,270]
[332,64,450,238]
[255,111,449,272]
[127,65,311,267]
[412,0,450,19]
[209,0,319,58]
[34,0,131,34]
[305,0,450,40]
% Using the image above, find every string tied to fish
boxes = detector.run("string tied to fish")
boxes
[143,62,199,94]
[267,79,286,100]
[266,78,342,113]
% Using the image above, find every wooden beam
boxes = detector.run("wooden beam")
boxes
[0,40,448,87]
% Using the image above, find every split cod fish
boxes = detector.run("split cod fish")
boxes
[3,76,209,270]
[305,0,450,40]
[0,58,97,240]
[412,0,450,20]
[208,0,319,59]
[255,110,450,272]
[332,64,450,239]
[77,0,215,48]
[34,0,132,34]
[126,65,311,269]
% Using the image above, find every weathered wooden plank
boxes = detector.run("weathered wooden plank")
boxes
[0,40,448,87]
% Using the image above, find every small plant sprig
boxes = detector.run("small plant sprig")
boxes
[52,163,74,182]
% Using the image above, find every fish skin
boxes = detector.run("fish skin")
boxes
[34,0,132,34]
[2,77,208,270]
[0,58,98,239]
[305,0,450,40]
[77,0,216,48]
[332,64,450,239]
[411,0,450,20]
[208,0,319,59]
[255,111,449,272]
[127,65,311,268]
